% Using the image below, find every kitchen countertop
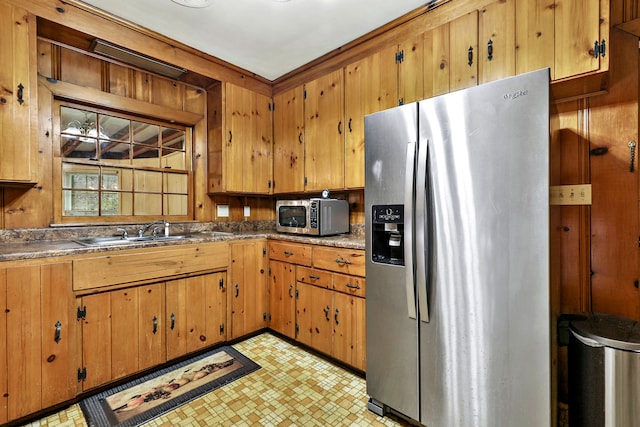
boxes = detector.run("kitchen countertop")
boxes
[0,226,364,262]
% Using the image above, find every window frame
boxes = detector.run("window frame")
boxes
[53,100,195,224]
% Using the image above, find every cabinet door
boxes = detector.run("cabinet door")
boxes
[273,86,305,193]
[231,241,268,339]
[296,282,333,356]
[0,270,5,424]
[479,0,515,84]
[555,0,605,79]
[332,292,366,371]
[166,273,226,360]
[80,292,112,390]
[269,261,296,338]
[424,22,451,98]
[398,36,425,105]
[136,283,165,372]
[0,3,36,183]
[5,266,41,420]
[450,10,479,92]
[40,263,78,408]
[304,69,345,191]
[344,46,397,189]
[223,84,273,194]
[515,0,555,77]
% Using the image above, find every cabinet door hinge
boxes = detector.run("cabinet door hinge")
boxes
[263,312,268,321]
[395,50,405,64]
[263,247,267,257]
[220,323,225,334]
[398,98,404,106]
[594,39,606,58]
[268,102,273,112]
[304,177,308,186]
[295,324,299,335]
[77,306,86,321]
[304,89,307,100]
[295,289,299,299]
[268,180,272,189]
[77,367,87,382]
[219,277,225,290]
[268,266,272,276]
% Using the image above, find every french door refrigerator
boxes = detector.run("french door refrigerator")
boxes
[364,68,551,427]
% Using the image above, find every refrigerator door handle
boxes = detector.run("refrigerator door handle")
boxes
[404,141,417,320]
[415,138,430,323]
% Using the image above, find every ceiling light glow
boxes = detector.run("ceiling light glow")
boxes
[170,0,212,8]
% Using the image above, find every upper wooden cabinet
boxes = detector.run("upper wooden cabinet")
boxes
[0,3,37,184]
[210,83,272,194]
[479,0,516,84]
[344,45,398,189]
[449,11,480,92]
[516,0,609,80]
[304,69,345,192]
[273,85,305,193]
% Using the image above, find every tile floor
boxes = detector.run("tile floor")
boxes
[25,333,411,426]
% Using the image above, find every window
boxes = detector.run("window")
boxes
[57,104,191,221]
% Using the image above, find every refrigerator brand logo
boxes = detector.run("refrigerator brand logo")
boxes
[504,89,528,100]
[380,209,401,221]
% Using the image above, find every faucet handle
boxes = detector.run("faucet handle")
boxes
[116,228,129,239]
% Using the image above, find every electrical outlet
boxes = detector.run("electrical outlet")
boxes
[550,184,592,205]
[216,204,229,217]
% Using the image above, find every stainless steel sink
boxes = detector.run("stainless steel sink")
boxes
[74,235,187,246]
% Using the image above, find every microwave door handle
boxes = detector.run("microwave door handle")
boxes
[415,138,430,323]
[404,141,417,320]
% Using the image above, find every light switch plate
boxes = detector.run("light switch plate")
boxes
[550,184,592,205]
[217,204,229,217]
[244,206,250,217]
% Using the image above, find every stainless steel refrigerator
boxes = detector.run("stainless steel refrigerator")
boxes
[364,69,551,427]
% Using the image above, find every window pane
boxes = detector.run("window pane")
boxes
[63,190,99,216]
[134,193,162,215]
[164,172,188,194]
[102,168,132,191]
[162,128,185,150]
[133,122,159,147]
[62,163,100,189]
[164,194,187,216]
[100,192,120,215]
[100,115,129,142]
[161,149,186,169]
[100,142,130,162]
[132,145,160,168]
[61,137,97,159]
[134,170,162,193]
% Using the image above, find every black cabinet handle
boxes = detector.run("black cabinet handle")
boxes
[55,321,62,343]
[338,121,342,135]
[308,274,321,280]
[468,46,474,66]
[334,309,339,325]
[235,283,239,298]
[284,251,295,256]
[152,316,158,334]
[228,130,233,143]
[348,118,352,133]
[335,258,352,265]
[324,305,330,321]
[289,284,294,298]
[487,39,493,61]
[345,283,361,290]
[298,132,303,144]
[170,313,175,330]
[17,83,24,105]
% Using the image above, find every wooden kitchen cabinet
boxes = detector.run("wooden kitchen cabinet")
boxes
[450,11,479,92]
[332,290,366,371]
[304,69,345,192]
[0,3,37,184]
[424,21,452,98]
[312,246,366,277]
[296,281,333,355]
[344,45,398,189]
[516,0,609,80]
[165,271,227,360]
[0,262,77,423]
[221,82,273,194]
[268,260,296,338]
[273,85,305,193]
[478,0,515,84]
[230,240,268,339]
[80,283,165,390]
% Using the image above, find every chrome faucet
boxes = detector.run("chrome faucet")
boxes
[137,220,168,238]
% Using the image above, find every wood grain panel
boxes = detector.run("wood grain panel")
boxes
[268,241,312,266]
[273,86,305,193]
[312,246,365,277]
[449,10,478,91]
[137,283,165,370]
[110,287,139,379]
[479,0,515,84]
[80,292,112,390]
[0,269,7,424]
[515,0,555,78]
[296,266,332,289]
[165,278,188,360]
[73,242,228,290]
[424,22,450,98]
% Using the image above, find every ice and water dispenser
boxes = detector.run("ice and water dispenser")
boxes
[371,205,405,265]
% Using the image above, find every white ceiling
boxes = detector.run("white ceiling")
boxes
[78,0,429,81]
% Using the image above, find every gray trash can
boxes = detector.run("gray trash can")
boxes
[569,313,640,427]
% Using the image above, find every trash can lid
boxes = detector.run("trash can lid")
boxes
[570,312,640,352]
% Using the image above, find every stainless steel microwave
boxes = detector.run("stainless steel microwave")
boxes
[276,198,349,236]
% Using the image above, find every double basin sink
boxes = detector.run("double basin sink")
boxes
[74,231,233,247]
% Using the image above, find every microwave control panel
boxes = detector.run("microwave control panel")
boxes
[309,200,318,229]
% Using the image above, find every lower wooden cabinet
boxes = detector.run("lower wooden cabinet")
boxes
[0,262,77,424]
[230,240,268,339]
[268,260,296,339]
[79,270,227,391]
[165,272,227,360]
